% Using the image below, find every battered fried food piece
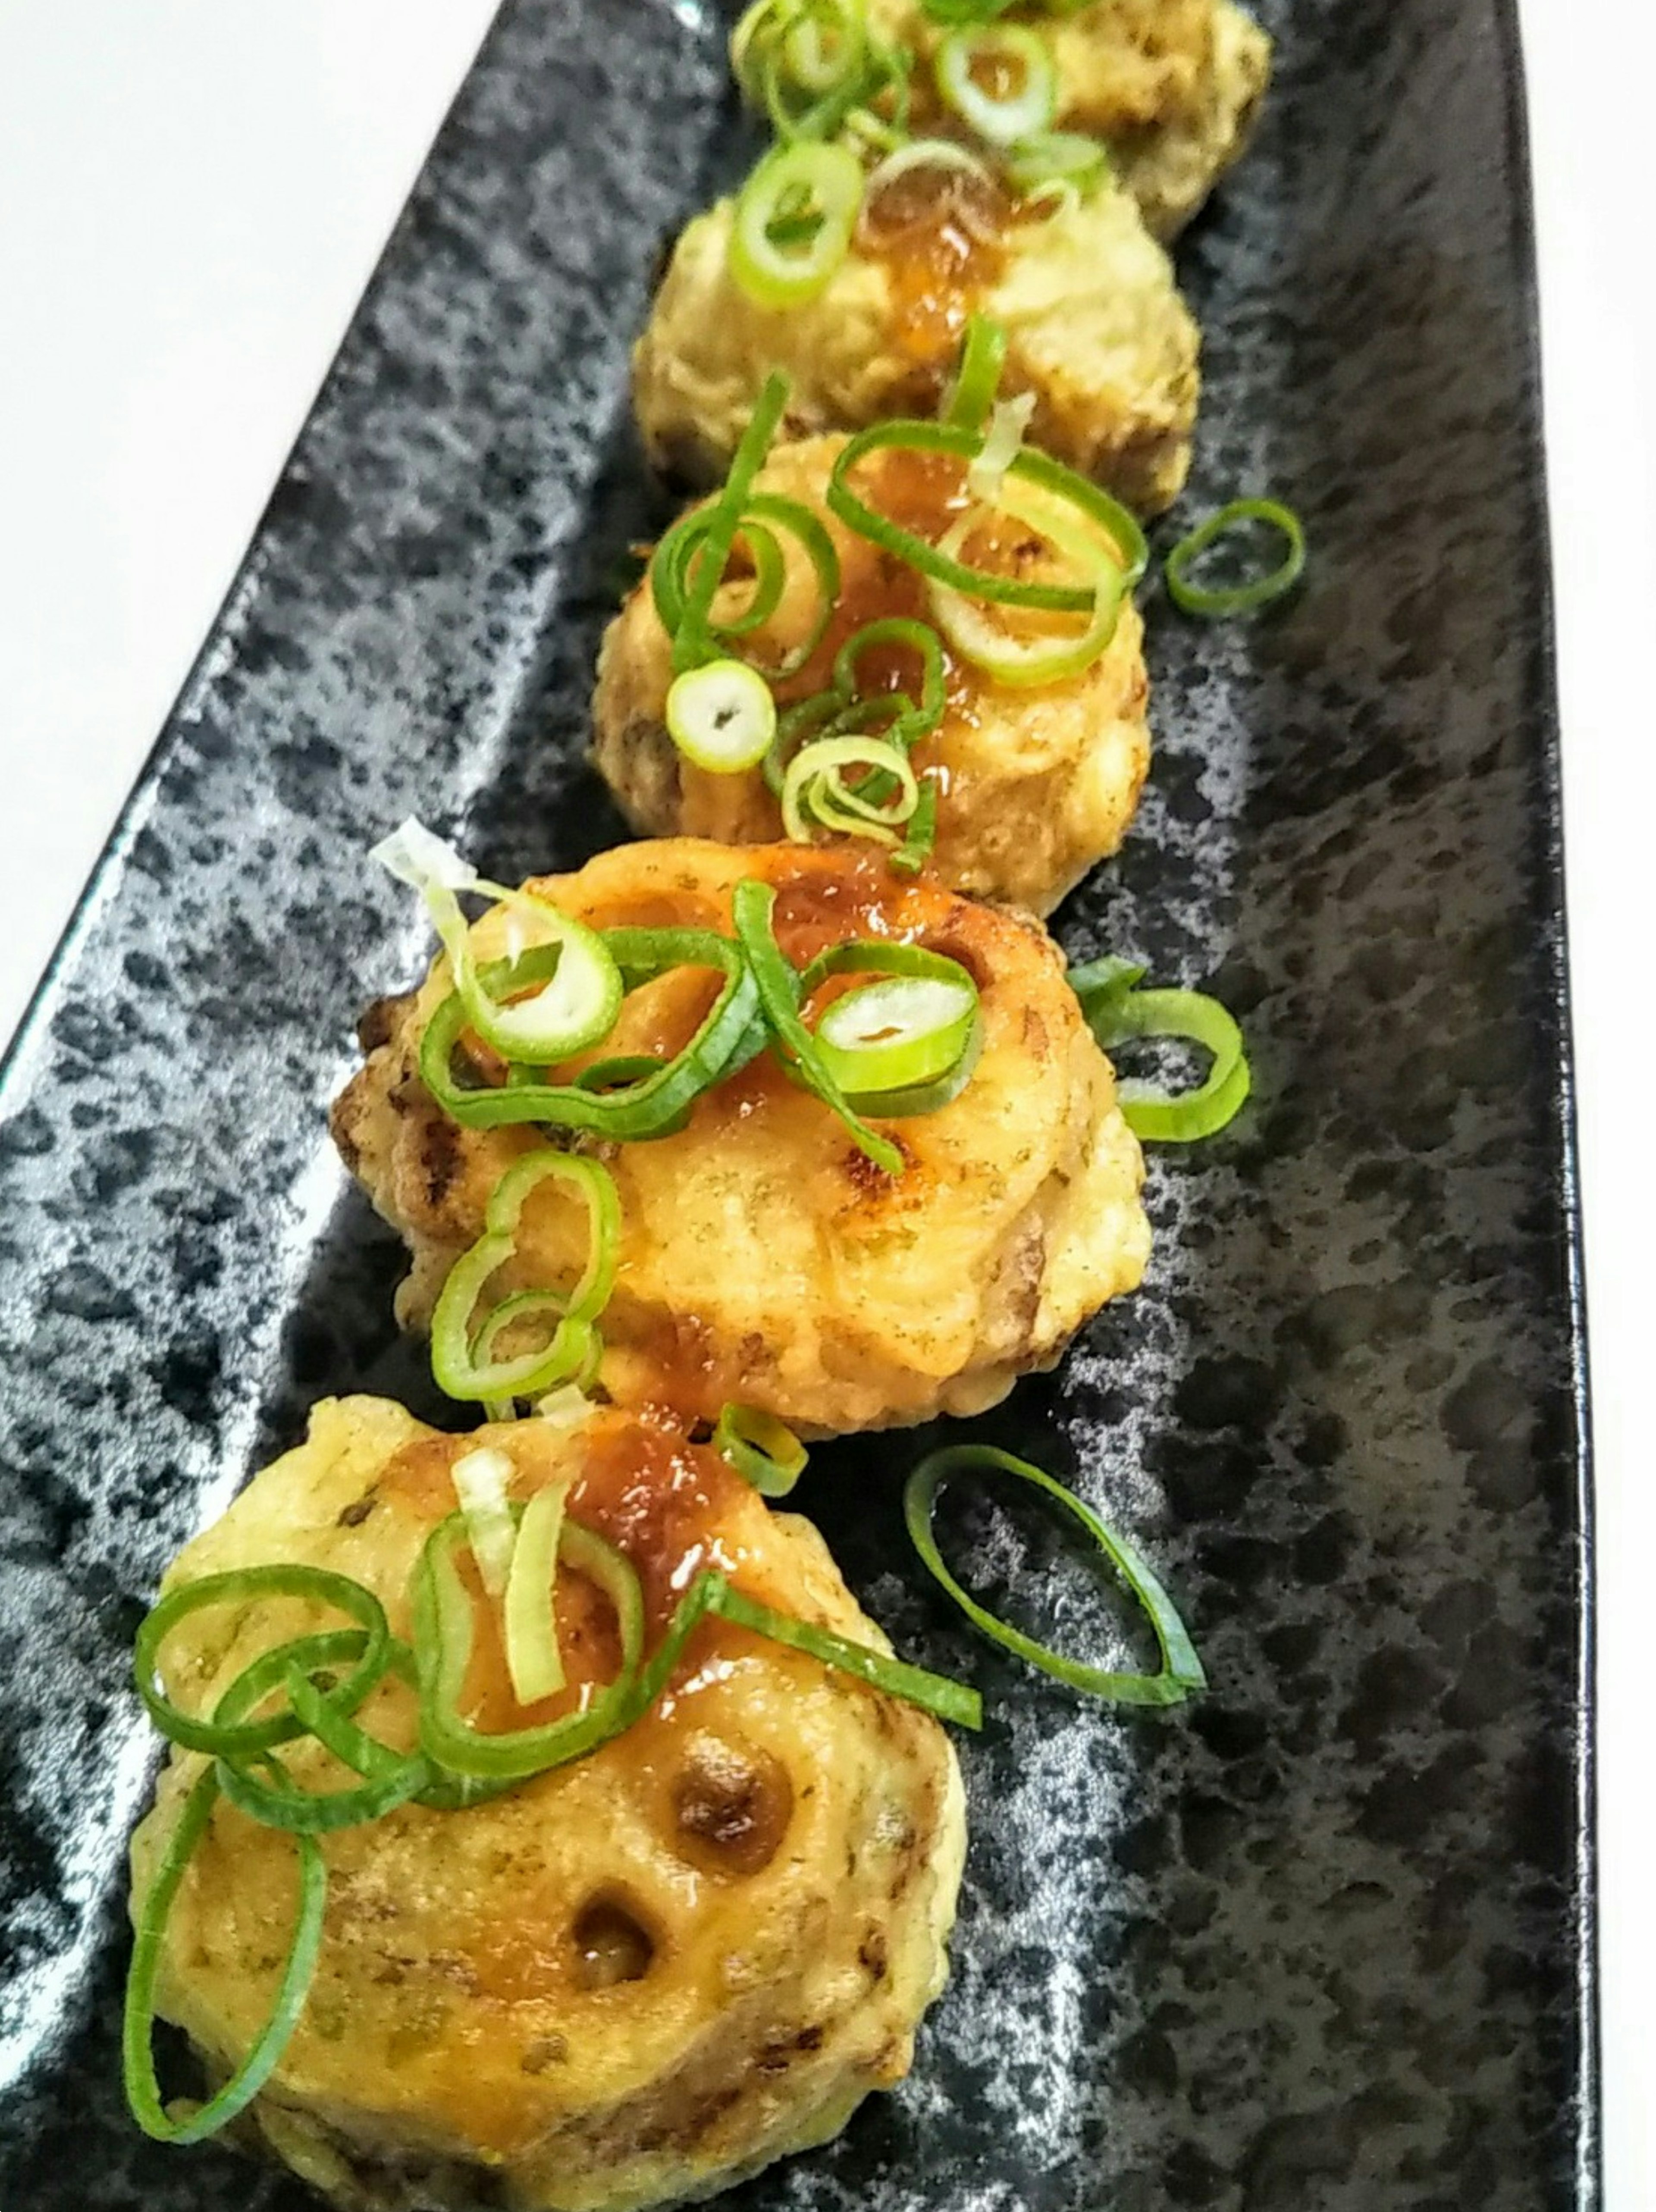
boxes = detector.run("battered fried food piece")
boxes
[592,435,1150,915]
[332,840,1150,1435]
[633,165,1198,511]
[866,0,1272,240]
[129,1395,967,2212]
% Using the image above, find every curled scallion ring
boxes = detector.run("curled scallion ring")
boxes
[714,1403,810,1496]
[904,1444,1207,1705]
[1069,957,1251,1142]
[1164,497,1307,618]
[429,1151,619,1406]
[935,23,1058,145]
[730,141,866,309]
[666,658,778,773]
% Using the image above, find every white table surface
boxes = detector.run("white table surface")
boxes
[0,0,1649,2198]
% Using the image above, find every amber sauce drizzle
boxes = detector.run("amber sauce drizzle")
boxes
[856,162,1015,382]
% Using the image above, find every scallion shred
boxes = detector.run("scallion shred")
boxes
[904,1444,1206,1705]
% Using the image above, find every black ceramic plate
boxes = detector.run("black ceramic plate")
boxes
[0,0,1596,2204]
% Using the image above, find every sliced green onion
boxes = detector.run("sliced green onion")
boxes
[714,1404,809,1497]
[672,372,792,674]
[1069,958,1251,1142]
[935,24,1057,145]
[421,926,763,1141]
[864,136,995,212]
[730,142,866,310]
[966,392,1035,504]
[941,313,1008,435]
[665,657,778,774]
[372,821,623,1066]
[815,974,978,1094]
[919,0,1015,21]
[450,1446,518,1597]
[503,1481,571,1705]
[1004,130,1110,197]
[928,478,1128,685]
[429,1152,618,1406]
[797,939,983,1112]
[652,491,841,683]
[715,1580,982,1729]
[124,1767,326,2143]
[890,776,939,876]
[733,877,904,1175]
[905,1445,1206,1706]
[133,1567,392,1759]
[414,1513,644,1781]
[625,1566,981,1732]
[782,734,920,846]
[829,419,1148,609]
[1164,498,1307,618]
[215,1736,426,1838]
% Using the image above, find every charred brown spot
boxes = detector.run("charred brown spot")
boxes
[357,993,410,1056]
[841,1131,914,1195]
[671,1734,794,1876]
[519,2033,568,2075]
[859,1927,889,1982]
[336,1491,376,1528]
[419,1112,464,1212]
[571,1893,656,1990]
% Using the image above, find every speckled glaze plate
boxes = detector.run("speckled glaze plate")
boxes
[0,0,1596,2204]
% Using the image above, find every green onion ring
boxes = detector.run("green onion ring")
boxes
[123,1766,327,2143]
[733,877,904,1175]
[935,24,1057,145]
[666,658,778,774]
[940,313,1009,435]
[1069,958,1251,1142]
[1004,130,1111,197]
[1164,497,1307,618]
[890,776,940,876]
[782,734,920,845]
[673,373,792,672]
[503,1482,571,1705]
[429,1150,617,1405]
[714,1404,810,1497]
[797,939,983,1112]
[133,1567,392,1759]
[730,144,866,311]
[413,1512,645,1781]
[625,1567,982,1733]
[420,927,763,1140]
[828,420,1148,610]
[928,477,1128,685]
[905,1444,1207,1706]
[652,493,841,683]
[814,972,978,1094]
[438,893,622,1069]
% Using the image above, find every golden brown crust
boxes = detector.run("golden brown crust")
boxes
[866,0,1272,238]
[632,176,1198,511]
[591,435,1151,917]
[331,840,1150,1436]
[130,1396,967,2212]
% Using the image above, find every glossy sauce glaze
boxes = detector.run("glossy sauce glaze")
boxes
[856,162,1015,379]
[379,1413,775,1738]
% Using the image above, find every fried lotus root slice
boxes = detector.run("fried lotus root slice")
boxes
[593,433,1150,917]
[129,1394,967,2212]
[864,0,1271,241]
[331,839,1150,1436]
[632,162,1198,512]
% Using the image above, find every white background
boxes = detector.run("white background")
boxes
[0,0,1648,2198]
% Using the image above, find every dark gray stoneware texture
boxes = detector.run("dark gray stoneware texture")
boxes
[0,0,1595,2205]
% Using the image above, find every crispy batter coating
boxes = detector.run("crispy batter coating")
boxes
[592,435,1150,915]
[866,0,1271,240]
[632,168,1198,511]
[130,1396,967,2212]
[331,840,1150,1435]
